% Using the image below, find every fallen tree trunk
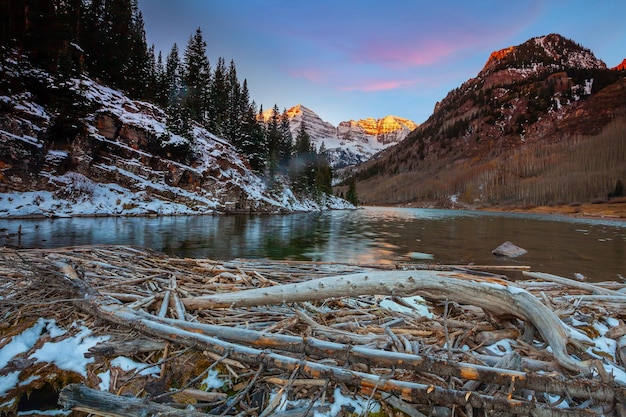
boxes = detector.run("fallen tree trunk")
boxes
[146,313,615,401]
[182,270,592,374]
[58,383,215,417]
[49,268,609,416]
[50,260,623,415]
[523,271,626,297]
[90,304,598,417]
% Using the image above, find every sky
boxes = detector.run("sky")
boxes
[138,0,626,126]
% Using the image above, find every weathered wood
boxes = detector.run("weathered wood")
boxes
[182,270,591,374]
[3,246,619,417]
[87,338,166,357]
[51,262,613,416]
[150,313,616,402]
[83,307,597,417]
[58,383,216,417]
[523,271,626,297]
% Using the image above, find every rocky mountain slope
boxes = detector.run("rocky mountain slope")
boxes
[0,49,351,217]
[264,105,417,168]
[343,34,626,207]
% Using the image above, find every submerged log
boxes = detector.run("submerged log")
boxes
[182,270,592,374]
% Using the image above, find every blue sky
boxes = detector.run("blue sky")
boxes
[139,0,626,126]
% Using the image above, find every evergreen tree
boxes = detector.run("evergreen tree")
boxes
[345,178,358,206]
[126,3,152,99]
[154,50,167,107]
[81,0,106,77]
[78,0,151,97]
[290,122,315,193]
[209,57,229,133]
[239,100,268,172]
[225,59,242,143]
[101,0,134,87]
[314,148,333,196]
[163,44,183,108]
[266,104,282,177]
[278,109,293,171]
[182,27,211,123]
[143,44,158,102]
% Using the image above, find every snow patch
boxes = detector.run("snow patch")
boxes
[31,324,108,377]
[110,356,160,377]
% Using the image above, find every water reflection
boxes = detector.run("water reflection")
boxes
[1,207,624,281]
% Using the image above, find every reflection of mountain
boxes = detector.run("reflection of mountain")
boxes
[3,207,623,277]
[263,104,417,168]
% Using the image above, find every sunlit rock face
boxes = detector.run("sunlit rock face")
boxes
[273,105,418,168]
[613,58,626,71]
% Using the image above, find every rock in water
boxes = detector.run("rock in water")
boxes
[492,241,527,257]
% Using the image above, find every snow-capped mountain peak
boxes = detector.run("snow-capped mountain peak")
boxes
[481,33,606,76]
[263,104,417,168]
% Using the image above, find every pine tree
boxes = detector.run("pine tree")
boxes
[81,0,106,77]
[315,150,333,196]
[225,59,242,143]
[266,104,282,177]
[209,57,229,134]
[182,27,211,123]
[143,44,158,102]
[101,0,134,88]
[240,100,267,172]
[278,109,293,171]
[126,3,151,99]
[290,122,315,193]
[154,50,166,107]
[163,44,183,108]
[346,178,358,206]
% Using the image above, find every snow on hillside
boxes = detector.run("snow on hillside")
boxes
[0,62,353,217]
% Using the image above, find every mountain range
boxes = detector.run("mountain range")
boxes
[2,33,625,215]
[263,105,417,168]
[341,34,626,208]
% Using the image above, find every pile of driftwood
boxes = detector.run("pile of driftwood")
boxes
[1,244,625,416]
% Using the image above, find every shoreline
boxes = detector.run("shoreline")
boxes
[375,199,626,221]
[479,200,626,221]
[1,245,624,415]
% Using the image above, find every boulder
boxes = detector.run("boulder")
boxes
[492,241,527,258]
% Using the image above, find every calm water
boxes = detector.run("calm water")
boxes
[1,207,625,281]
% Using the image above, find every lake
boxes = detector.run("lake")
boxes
[1,207,625,281]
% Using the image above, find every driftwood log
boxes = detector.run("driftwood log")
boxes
[76,303,607,417]
[2,246,624,416]
[48,261,624,417]
[182,270,592,374]
[58,383,215,417]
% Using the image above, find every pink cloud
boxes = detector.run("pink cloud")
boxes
[340,78,420,92]
[350,39,461,69]
[288,67,329,83]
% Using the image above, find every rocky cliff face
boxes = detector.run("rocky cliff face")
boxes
[337,116,417,145]
[274,105,417,168]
